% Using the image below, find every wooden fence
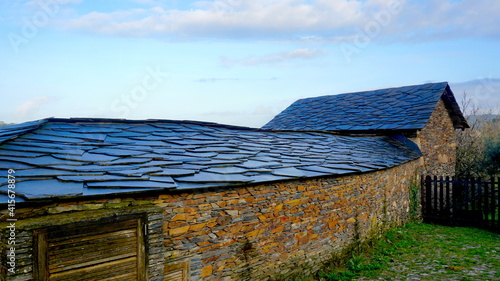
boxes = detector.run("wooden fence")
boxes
[421,176,499,233]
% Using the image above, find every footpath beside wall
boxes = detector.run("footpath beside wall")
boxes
[0,160,419,280]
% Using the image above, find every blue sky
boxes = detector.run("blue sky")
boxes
[1,0,499,127]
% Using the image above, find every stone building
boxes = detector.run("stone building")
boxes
[0,82,466,280]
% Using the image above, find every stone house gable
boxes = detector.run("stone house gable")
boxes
[263,82,468,176]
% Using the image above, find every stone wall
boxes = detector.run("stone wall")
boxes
[418,98,457,176]
[0,160,419,280]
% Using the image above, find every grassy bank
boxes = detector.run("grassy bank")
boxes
[296,223,500,281]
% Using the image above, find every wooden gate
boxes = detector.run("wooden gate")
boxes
[421,176,499,233]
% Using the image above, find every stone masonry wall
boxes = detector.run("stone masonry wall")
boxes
[418,98,457,176]
[157,160,419,280]
[0,160,419,280]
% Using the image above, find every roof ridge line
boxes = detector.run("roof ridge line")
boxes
[12,117,261,131]
[299,81,449,102]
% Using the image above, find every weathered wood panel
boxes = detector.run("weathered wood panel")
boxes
[34,215,146,281]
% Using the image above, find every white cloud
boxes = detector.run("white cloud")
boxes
[15,95,55,118]
[58,0,363,38]
[54,0,500,42]
[221,48,328,66]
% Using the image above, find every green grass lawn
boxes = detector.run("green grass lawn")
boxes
[296,223,500,281]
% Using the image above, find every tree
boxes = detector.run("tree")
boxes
[455,93,500,178]
[481,120,500,176]
[0,121,15,127]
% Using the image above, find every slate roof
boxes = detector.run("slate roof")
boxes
[0,118,421,203]
[263,82,469,132]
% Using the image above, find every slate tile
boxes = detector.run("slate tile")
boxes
[107,131,145,138]
[124,140,167,146]
[108,166,163,176]
[205,166,249,174]
[148,176,175,183]
[57,174,141,182]
[22,133,86,143]
[0,155,82,166]
[117,145,154,152]
[11,140,99,151]
[171,127,199,133]
[48,164,133,172]
[14,168,101,177]
[271,167,307,177]
[0,150,46,158]
[174,182,220,190]
[154,143,197,149]
[150,168,197,176]
[165,155,211,162]
[0,144,85,156]
[228,143,270,152]
[0,128,35,138]
[9,179,83,198]
[124,125,158,133]
[151,131,184,137]
[321,163,361,171]
[89,148,148,156]
[175,172,252,183]
[251,155,285,162]
[183,152,218,158]
[300,154,327,159]
[197,159,242,165]
[52,152,120,162]
[152,148,186,154]
[0,136,14,144]
[103,136,136,144]
[298,166,345,174]
[237,160,280,169]
[66,126,123,134]
[133,153,171,160]
[85,180,176,189]
[101,158,151,165]
[186,135,220,141]
[167,164,209,170]
[278,158,302,164]
[40,131,107,141]
[166,139,224,146]
[138,160,183,167]
[43,123,82,130]
[82,187,157,196]
[188,147,239,153]
[0,161,35,170]
[249,174,293,183]
[150,123,184,130]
